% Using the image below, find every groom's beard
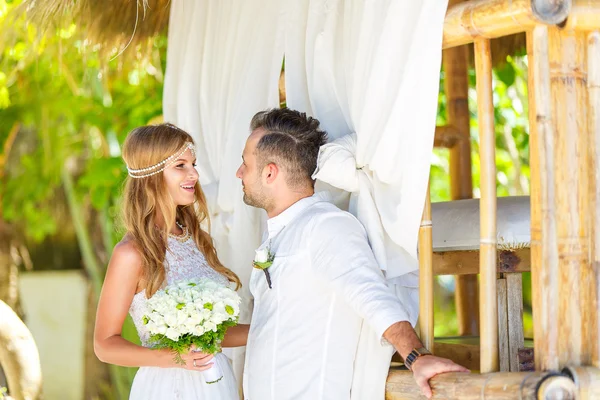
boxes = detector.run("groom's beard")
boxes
[242,183,272,211]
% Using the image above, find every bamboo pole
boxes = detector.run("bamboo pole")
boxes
[434,125,463,148]
[386,370,577,399]
[443,0,570,49]
[474,38,498,374]
[587,30,600,368]
[418,186,434,352]
[549,26,591,368]
[564,1,600,31]
[443,1,480,336]
[529,25,560,371]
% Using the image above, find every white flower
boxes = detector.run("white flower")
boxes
[144,277,240,350]
[254,248,269,263]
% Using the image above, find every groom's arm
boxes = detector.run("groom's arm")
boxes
[309,213,469,399]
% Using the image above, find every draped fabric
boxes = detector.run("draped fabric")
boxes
[163,0,285,384]
[284,1,448,398]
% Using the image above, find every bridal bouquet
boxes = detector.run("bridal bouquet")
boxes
[142,278,240,383]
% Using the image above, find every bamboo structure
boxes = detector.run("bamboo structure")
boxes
[589,30,600,369]
[386,370,577,399]
[474,37,498,373]
[442,0,570,49]
[547,25,592,368]
[443,0,479,338]
[418,188,434,352]
[529,25,561,372]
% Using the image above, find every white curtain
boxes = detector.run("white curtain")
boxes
[163,0,284,385]
[285,1,447,398]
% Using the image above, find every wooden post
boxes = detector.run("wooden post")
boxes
[588,30,600,368]
[444,0,479,338]
[474,37,498,374]
[497,277,510,372]
[418,186,434,352]
[529,25,560,371]
[506,273,525,372]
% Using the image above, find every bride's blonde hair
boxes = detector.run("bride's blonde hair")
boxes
[121,123,241,297]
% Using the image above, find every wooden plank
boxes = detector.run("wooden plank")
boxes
[432,248,531,276]
[506,273,525,372]
[497,278,510,372]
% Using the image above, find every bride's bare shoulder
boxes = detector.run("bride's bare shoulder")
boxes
[110,235,143,271]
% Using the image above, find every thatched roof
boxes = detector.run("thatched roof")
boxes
[19,0,171,51]
[17,0,525,65]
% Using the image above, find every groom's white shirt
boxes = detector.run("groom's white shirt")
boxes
[243,192,410,400]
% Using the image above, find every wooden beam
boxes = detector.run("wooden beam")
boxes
[475,37,498,373]
[386,369,577,399]
[432,248,531,276]
[418,187,434,352]
[443,0,570,50]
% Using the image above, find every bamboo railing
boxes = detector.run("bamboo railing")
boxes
[407,0,600,396]
[387,370,577,399]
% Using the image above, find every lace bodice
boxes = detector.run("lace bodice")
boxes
[129,236,230,347]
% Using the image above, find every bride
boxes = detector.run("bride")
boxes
[94,123,248,399]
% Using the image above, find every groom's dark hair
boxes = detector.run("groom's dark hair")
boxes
[250,108,328,189]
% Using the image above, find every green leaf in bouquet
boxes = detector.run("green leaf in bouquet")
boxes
[176,303,185,310]
[204,303,213,311]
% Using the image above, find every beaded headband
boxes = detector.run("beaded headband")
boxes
[127,142,196,178]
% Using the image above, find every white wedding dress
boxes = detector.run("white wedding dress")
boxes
[128,235,239,400]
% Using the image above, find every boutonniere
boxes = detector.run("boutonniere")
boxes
[253,247,274,289]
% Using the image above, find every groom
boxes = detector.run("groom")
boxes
[236,108,468,399]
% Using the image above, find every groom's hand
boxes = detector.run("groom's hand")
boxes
[410,355,469,398]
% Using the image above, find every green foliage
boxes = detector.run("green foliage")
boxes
[149,319,239,364]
